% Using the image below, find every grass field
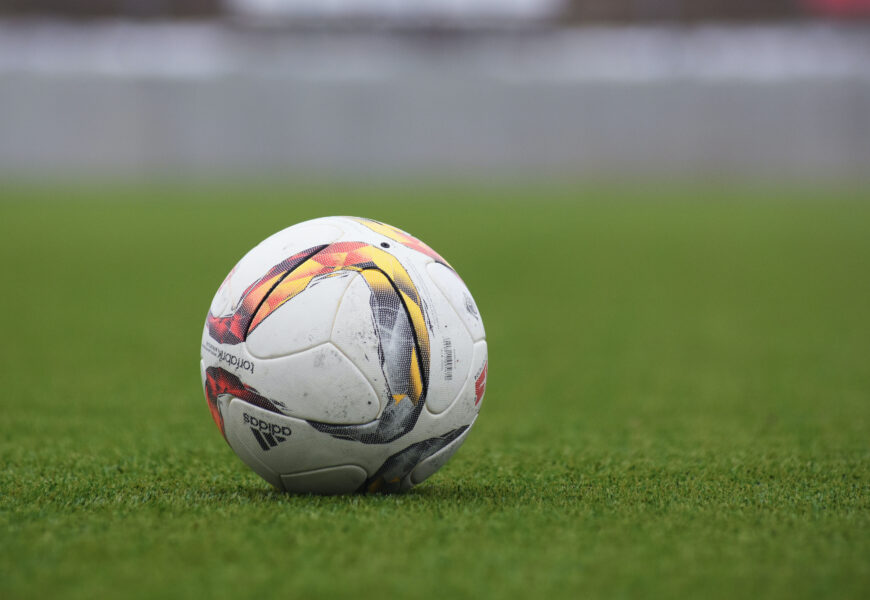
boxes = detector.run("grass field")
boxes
[1,181,868,599]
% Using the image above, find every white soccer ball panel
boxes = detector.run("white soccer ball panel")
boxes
[421,339,488,421]
[332,216,393,247]
[416,342,486,436]
[223,398,391,479]
[330,275,390,416]
[251,343,380,424]
[427,262,486,342]
[423,278,474,415]
[281,465,368,495]
[246,270,356,359]
[222,398,284,489]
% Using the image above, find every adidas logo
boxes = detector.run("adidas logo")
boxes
[250,427,288,451]
[243,412,291,451]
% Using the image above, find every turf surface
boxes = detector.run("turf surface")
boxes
[1,182,868,599]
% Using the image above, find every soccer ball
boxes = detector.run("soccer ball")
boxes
[200,217,487,494]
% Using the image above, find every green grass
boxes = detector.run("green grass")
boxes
[1,181,868,599]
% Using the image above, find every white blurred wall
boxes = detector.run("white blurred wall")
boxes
[1,21,868,178]
[224,0,564,22]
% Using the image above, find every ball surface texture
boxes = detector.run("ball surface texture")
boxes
[200,217,487,493]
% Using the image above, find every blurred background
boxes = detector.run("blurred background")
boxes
[1,0,869,179]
